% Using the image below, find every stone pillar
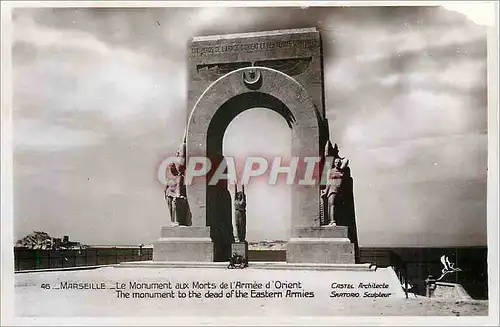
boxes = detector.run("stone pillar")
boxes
[286,226,355,264]
[153,226,213,262]
[425,275,437,298]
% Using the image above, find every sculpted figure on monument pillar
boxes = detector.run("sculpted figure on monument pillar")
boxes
[233,184,247,243]
[321,142,349,226]
[164,141,190,226]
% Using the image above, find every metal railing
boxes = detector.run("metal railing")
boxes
[358,249,409,299]
[14,247,153,271]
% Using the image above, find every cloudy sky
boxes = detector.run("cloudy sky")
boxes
[12,5,488,247]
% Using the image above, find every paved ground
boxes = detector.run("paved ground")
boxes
[14,267,488,317]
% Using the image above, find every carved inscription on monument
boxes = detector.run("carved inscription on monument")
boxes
[191,39,319,56]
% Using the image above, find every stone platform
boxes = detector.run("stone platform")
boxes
[153,226,213,262]
[231,242,249,260]
[114,261,406,301]
[287,226,356,264]
[116,261,374,271]
[114,261,406,300]
[15,265,422,318]
[153,225,356,264]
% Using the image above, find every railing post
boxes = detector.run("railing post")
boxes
[404,265,408,299]
[425,275,437,298]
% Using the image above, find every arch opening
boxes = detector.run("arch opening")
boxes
[206,93,295,261]
[223,108,292,244]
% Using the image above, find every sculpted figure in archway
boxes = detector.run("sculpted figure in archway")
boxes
[321,142,349,226]
[164,141,191,226]
[233,184,247,243]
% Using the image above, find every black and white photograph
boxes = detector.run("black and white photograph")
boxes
[1,1,498,325]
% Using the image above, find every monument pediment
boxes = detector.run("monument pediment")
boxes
[196,57,312,81]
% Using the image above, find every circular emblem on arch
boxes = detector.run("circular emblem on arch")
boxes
[242,68,262,90]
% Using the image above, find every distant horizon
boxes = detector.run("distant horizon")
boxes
[13,230,489,249]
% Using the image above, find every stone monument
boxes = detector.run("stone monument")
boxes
[153,27,359,263]
[230,184,248,266]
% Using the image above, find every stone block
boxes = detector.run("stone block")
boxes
[230,242,249,261]
[153,237,213,262]
[286,237,355,264]
[293,226,348,238]
[161,226,210,238]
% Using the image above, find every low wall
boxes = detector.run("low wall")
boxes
[433,282,473,300]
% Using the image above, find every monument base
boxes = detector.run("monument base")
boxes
[153,226,214,262]
[286,226,356,264]
[230,242,249,261]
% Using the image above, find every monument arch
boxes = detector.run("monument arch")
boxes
[186,67,321,260]
[186,67,321,228]
[154,28,358,263]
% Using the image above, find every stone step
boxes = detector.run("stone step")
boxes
[289,237,352,243]
[153,237,213,262]
[160,226,210,238]
[156,237,213,242]
[293,226,348,238]
[287,237,355,264]
[115,260,375,271]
